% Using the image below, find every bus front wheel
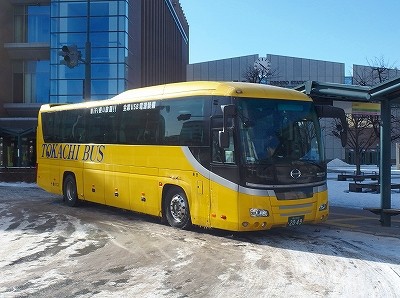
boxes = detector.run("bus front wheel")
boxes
[164,188,191,229]
[63,174,79,207]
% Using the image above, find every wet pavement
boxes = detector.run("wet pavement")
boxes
[326,205,400,238]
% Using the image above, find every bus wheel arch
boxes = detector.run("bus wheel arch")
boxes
[162,185,192,229]
[63,172,79,207]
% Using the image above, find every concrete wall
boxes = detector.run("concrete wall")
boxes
[187,54,259,82]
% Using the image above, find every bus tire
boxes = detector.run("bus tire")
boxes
[63,174,79,207]
[164,188,191,229]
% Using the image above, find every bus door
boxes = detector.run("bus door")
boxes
[194,170,211,227]
[185,146,211,228]
[209,117,240,228]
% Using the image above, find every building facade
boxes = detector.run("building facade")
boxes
[0,0,188,180]
[187,54,345,88]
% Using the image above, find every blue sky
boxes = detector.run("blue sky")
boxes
[179,0,399,75]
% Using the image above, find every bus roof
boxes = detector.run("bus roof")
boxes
[113,81,311,101]
[39,81,311,112]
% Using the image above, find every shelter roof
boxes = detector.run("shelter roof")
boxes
[295,76,400,104]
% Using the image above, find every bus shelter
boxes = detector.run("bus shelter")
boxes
[296,76,400,227]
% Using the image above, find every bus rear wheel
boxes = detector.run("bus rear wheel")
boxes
[63,174,79,207]
[164,188,191,229]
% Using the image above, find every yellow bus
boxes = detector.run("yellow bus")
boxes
[36,81,342,232]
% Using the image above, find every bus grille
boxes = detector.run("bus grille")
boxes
[274,187,313,200]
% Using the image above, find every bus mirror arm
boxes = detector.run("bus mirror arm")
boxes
[219,105,236,148]
[315,105,348,147]
[219,131,229,148]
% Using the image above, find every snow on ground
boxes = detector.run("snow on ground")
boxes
[0,182,37,188]
[0,164,399,297]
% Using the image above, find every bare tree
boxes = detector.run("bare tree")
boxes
[333,114,379,175]
[352,56,398,86]
[242,65,278,84]
[332,57,400,173]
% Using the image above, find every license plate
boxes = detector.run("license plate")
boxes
[287,215,304,227]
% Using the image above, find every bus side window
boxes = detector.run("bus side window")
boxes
[137,112,161,144]
[59,109,85,143]
[179,121,204,145]
[119,124,127,143]
[161,97,210,146]
[42,113,55,142]
[225,134,235,163]
[103,114,117,143]
[72,114,84,143]
[120,108,164,145]
[120,112,134,144]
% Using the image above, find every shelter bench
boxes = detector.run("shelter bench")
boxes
[348,182,400,193]
[338,173,379,182]
[363,208,400,217]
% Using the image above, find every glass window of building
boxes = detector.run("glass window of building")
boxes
[14,5,50,43]
[50,0,130,103]
[12,61,50,104]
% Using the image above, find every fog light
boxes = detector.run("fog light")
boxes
[261,222,267,228]
[242,222,249,227]
[250,208,269,217]
[319,203,328,211]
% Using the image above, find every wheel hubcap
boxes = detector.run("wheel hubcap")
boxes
[169,194,187,222]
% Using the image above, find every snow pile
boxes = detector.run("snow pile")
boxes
[327,158,351,168]
[0,182,37,188]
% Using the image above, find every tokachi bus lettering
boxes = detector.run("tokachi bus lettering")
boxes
[41,143,81,160]
[41,143,58,158]
[82,145,105,162]
[62,144,81,160]
[57,144,63,159]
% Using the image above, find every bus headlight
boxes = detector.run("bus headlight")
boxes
[249,208,269,217]
[319,203,328,211]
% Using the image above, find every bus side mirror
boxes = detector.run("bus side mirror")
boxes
[221,104,236,129]
[219,104,236,148]
[316,105,348,147]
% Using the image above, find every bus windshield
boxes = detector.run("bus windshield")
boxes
[236,98,324,165]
